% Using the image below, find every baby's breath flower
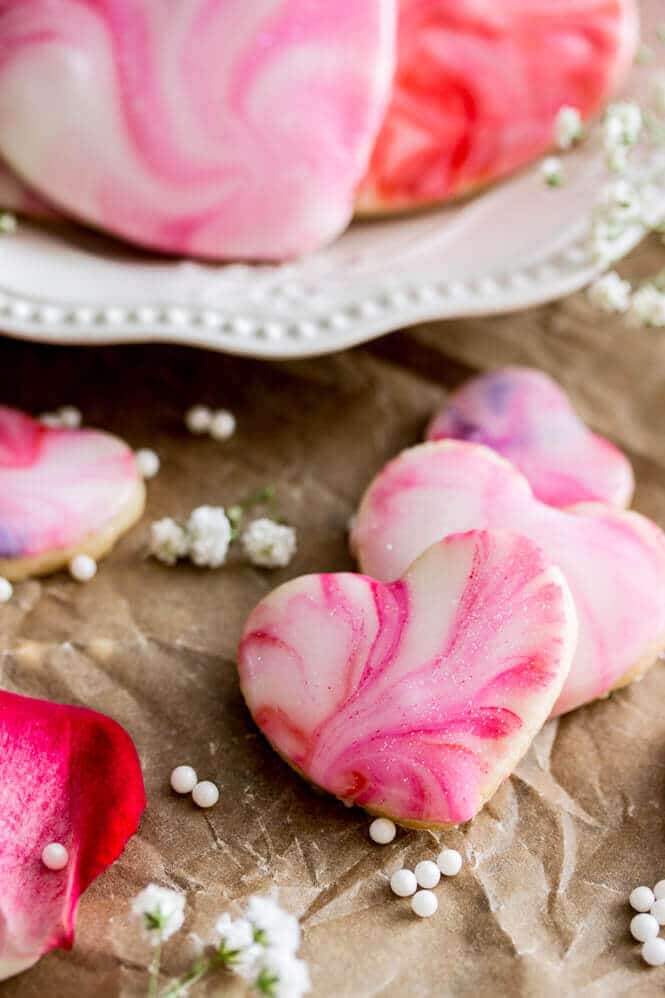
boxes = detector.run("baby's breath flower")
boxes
[587,271,632,313]
[150,517,190,565]
[628,284,665,327]
[554,106,583,150]
[541,156,564,187]
[253,950,311,998]
[186,505,232,567]
[242,518,297,569]
[214,913,257,964]
[246,896,301,954]
[132,884,185,943]
[603,101,643,152]
[0,211,17,234]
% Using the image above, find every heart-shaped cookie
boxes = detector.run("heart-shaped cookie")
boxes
[427,368,634,509]
[239,529,576,828]
[0,0,395,259]
[351,441,665,716]
[357,0,637,213]
[0,406,145,580]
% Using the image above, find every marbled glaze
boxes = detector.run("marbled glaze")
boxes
[427,368,634,508]
[358,0,638,213]
[0,406,143,574]
[0,691,145,980]
[0,1,395,260]
[351,441,665,716]
[239,530,576,827]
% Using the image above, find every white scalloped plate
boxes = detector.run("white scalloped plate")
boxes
[0,15,662,359]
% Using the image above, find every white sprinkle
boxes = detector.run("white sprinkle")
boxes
[135,448,160,479]
[642,937,665,966]
[437,848,463,876]
[242,518,297,569]
[69,554,97,582]
[415,860,441,889]
[41,843,69,870]
[39,412,65,429]
[654,879,665,899]
[631,913,659,942]
[369,818,396,845]
[554,106,583,150]
[185,405,213,435]
[0,577,13,603]
[587,271,632,314]
[541,156,564,187]
[209,409,236,441]
[411,890,438,918]
[390,869,418,898]
[57,406,82,429]
[170,765,198,795]
[630,886,656,912]
[192,780,219,808]
[651,899,665,925]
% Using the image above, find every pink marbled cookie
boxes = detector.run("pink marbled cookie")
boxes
[351,441,665,717]
[0,406,145,580]
[0,1,395,260]
[239,530,576,827]
[427,368,634,508]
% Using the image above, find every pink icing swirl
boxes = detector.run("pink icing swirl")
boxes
[0,0,395,259]
[0,406,141,562]
[239,530,576,826]
[427,367,634,509]
[351,440,665,716]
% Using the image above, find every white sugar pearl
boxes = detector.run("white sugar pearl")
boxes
[390,869,417,898]
[369,818,396,845]
[170,765,198,795]
[651,899,665,925]
[135,448,160,479]
[654,880,665,899]
[415,860,441,889]
[437,848,463,876]
[0,577,13,603]
[41,843,69,870]
[185,405,213,434]
[69,554,97,582]
[642,937,665,966]
[192,780,219,808]
[630,886,655,912]
[58,406,82,429]
[209,409,236,441]
[631,913,659,942]
[411,890,438,918]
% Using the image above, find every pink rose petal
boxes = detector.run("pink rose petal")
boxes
[0,691,146,980]
[351,440,665,715]
[426,368,634,509]
[239,530,576,827]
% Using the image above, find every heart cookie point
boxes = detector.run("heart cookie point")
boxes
[0,405,145,580]
[239,529,576,828]
[426,368,634,509]
[351,440,665,716]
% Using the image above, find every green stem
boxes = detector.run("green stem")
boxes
[147,938,162,998]
[159,958,211,998]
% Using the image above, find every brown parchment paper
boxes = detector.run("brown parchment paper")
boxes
[2,236,665,998]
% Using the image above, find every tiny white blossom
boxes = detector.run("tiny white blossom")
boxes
[587,271,632,313]
[150,517,190,565]
[242,519,296,569]
[187,505,232,567]
[253,950,311,998]
[0,212,17,234]
[595,179,642,226]
[214,913,257,959]
[554,106,583,149]
[246,896,301,954]
[603,101,643,152]
[541,156,564,187]
[628,284,665,327]
[131,884,185,943]
[605,144,629,173]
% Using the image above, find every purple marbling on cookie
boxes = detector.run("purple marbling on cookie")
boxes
[427,368,634,509]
